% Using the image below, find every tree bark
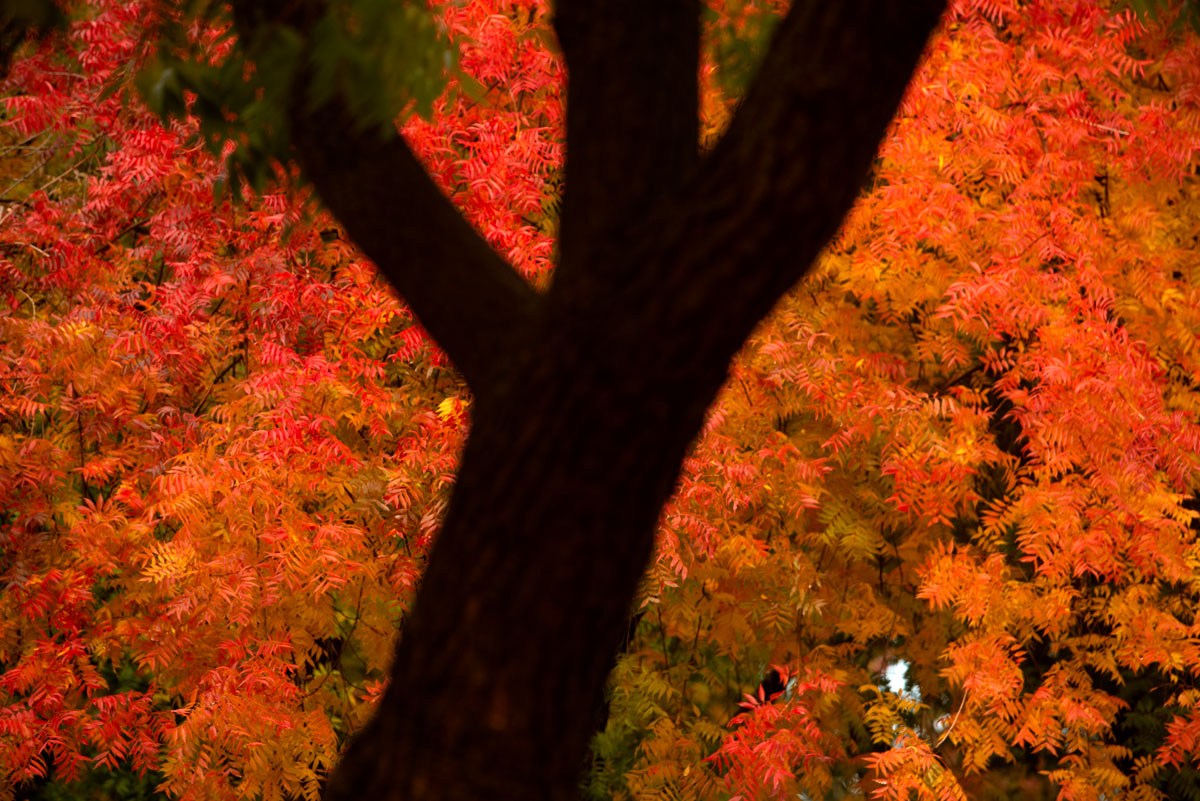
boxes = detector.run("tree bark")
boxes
[279,2,950,799]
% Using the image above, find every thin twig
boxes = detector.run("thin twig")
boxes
[936,687,970,746]
[656,603,673,673]
[0,152,54,200]
[25,143,102,200]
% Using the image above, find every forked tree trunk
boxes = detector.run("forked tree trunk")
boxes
[241,1,950,798]
[322,332,732,800]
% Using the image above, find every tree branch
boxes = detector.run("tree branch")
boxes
[228,0,540,398]
[597,0,946,377]
[552,0,699,290]
[289,100,540,400]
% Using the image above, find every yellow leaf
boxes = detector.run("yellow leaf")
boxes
[436,397,459,420]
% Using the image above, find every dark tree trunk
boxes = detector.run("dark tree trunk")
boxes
[321,336,730,800]
[234,1,948,798]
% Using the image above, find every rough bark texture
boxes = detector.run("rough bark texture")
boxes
[262,1,948,799]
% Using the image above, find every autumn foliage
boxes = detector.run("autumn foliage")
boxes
[1,1,1199,800]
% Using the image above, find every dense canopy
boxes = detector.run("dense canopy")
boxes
[1,1,1199,800]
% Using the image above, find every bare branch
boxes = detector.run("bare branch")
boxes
[229,0,539,398]
[552,0,700,291]
[588,0,947,379]
[290,100,540,400]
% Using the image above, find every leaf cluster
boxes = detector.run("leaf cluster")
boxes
[136,0,452,198]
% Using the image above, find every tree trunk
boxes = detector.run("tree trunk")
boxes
[270,2,950,799]
[323,319,731,800]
